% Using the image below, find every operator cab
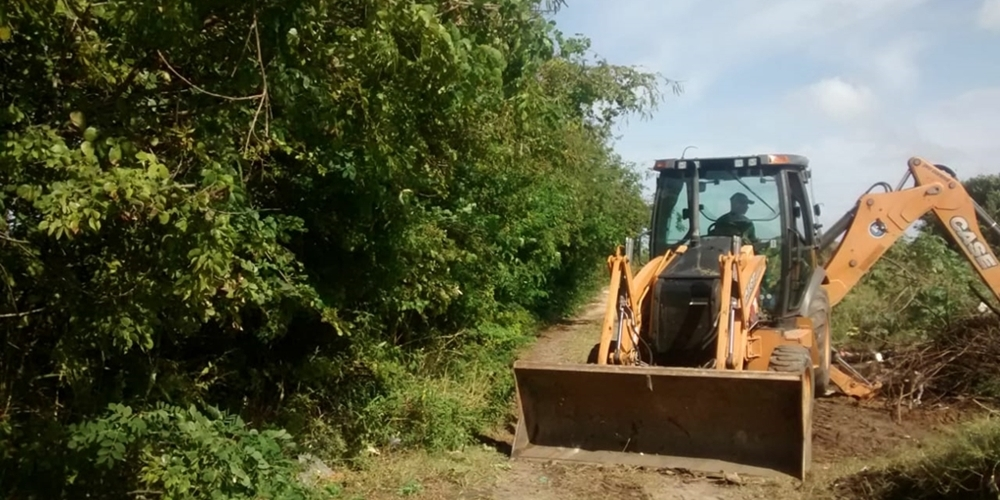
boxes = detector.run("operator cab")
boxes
[648,153,821,321]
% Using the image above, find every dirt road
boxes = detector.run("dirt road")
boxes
[337,289,974,500]
[483,289,973,500]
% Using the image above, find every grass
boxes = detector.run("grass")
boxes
[321,446,508,499]
[304,292,611,499]
[834,414,1000,499]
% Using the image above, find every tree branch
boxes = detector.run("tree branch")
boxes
[243,13,270,155]
[0,308,44,319]
[156,51,264,102]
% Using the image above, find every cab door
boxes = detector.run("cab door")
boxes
[779,169,817,316]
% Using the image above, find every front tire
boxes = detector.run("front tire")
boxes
[768,344,813,374]
[807,287,832,396]
[586,341,619,364]
[768,344,816,413]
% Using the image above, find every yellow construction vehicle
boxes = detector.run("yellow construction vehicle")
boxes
[510,155,1000,479]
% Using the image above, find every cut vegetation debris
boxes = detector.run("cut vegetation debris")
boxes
[850,314,1000,410]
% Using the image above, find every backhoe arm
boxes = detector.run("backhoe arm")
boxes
[823,157,1000,309]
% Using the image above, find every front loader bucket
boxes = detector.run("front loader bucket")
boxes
[511,361,813,479]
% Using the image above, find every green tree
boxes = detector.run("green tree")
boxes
[0,0,671,496]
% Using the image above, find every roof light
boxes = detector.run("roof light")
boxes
[652,159,693,170]
[759,154,808,165]
[653,159,673,170]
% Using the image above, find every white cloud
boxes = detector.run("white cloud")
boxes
[589,0,930,99]
[916,87,1000,171]
[978,0,1000,31]
[867,36,925,92]
[551,1,997,228]
[789,78,878,122]
[787,86,1000,224]
[731,0,928,42]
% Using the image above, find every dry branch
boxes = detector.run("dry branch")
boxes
[862,314,1000,413]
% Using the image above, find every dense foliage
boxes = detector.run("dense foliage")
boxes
[0,0,666,496]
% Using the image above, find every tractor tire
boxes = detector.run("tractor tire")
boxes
[768,344,817,413]
[807,287,832,396]
[768,344,813,374]
[587,342,618,364]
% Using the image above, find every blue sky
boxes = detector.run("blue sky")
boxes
[550,0,1000,227]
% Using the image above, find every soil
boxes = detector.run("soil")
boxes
[335,289,985,500]
[478,289,981,500]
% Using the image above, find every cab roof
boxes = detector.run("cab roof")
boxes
[652,153,809,172]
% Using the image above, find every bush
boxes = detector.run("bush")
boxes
[833,232,983,345]
[65,403,315,500]
[0,403,316,500]
[0,0,666,495]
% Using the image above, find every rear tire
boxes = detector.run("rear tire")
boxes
[807,287,832,396]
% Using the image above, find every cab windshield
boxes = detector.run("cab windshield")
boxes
[653,169,782,250]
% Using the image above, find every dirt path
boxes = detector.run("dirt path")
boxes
[335,289,977,500]
[478,289,973,500]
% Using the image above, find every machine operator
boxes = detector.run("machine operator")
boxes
[710,192,758,244]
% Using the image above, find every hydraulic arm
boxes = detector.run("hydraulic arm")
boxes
[821,157,1000,309]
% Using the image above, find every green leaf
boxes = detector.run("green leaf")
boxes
[70,111,85,129]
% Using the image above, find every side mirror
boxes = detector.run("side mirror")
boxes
[792,206,801,218]
[682,208,691,220]
[698,181,708,193]
[813,204,821,217]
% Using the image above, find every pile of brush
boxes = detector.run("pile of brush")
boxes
[837,313,1000,408]
[831,314,1000,500]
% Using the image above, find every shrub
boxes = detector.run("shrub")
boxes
[833,232,982,345]
[0,0,665,495]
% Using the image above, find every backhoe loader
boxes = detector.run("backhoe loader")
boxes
[511,155,1000,479]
